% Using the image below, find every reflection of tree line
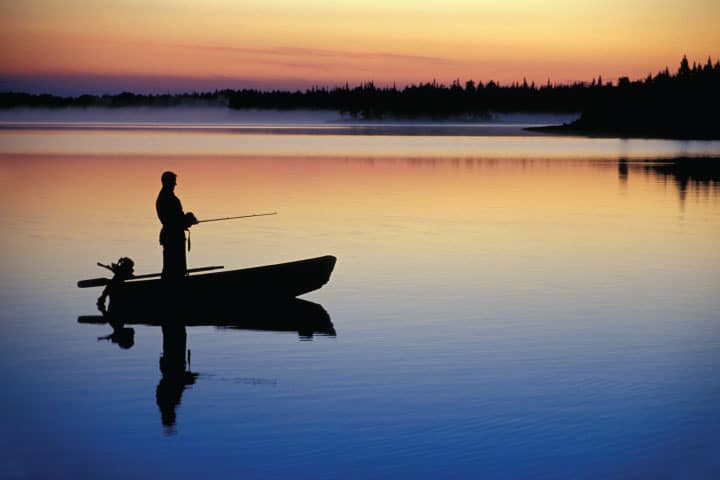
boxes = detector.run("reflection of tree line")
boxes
[3,56,717,130]
[619,158,720,202]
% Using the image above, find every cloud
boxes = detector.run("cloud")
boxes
[170,43,458,66]
[0,72,321,96]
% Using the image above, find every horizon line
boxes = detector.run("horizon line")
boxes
[1,55,715,97]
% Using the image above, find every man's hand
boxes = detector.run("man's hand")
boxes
[185,212,199,227]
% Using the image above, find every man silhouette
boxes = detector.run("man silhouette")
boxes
[156,171,197,279]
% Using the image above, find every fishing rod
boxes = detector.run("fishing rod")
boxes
[188,212,276,251]
[197,212,277,223]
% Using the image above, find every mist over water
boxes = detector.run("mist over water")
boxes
[0,106,578,127]
[0,107,345,125]
[0,121,719,479]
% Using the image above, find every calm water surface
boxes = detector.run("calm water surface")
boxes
[1,119,719,479]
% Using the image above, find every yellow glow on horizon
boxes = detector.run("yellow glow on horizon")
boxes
[2,0,719,88]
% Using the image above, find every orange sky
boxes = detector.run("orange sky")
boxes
[1,0,719,94]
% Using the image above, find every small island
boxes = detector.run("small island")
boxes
[529,56,720,139]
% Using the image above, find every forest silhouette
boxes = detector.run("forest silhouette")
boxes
[2,56,718,138]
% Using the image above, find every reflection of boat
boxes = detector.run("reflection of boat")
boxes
[79,298,336,339]
[78,298,334,433]
[80,255,336,316]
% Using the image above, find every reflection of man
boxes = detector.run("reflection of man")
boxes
[156,171,197,279]
[156,320,196,434]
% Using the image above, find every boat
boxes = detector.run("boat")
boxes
[78,255,337,317]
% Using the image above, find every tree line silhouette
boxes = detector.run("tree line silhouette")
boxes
[0,91,225,109]
[0,78,602,116]
[1,56,718,136]
[556,56,720,138]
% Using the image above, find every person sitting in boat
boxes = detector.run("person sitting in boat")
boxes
[156,171,198,279]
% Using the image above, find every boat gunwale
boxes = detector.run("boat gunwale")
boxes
[119,255,336,286]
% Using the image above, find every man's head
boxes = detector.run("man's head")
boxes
[161,171,177,189]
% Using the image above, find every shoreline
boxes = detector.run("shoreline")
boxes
[527,124,720,141]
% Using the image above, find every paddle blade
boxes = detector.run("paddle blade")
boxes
[77,277,109,288]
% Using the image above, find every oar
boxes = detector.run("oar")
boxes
[77,265,224,288]
[197,212,277,223]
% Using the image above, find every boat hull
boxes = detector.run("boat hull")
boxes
[107,255,336,316]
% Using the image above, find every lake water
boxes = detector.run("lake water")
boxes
[1,111,719,479]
